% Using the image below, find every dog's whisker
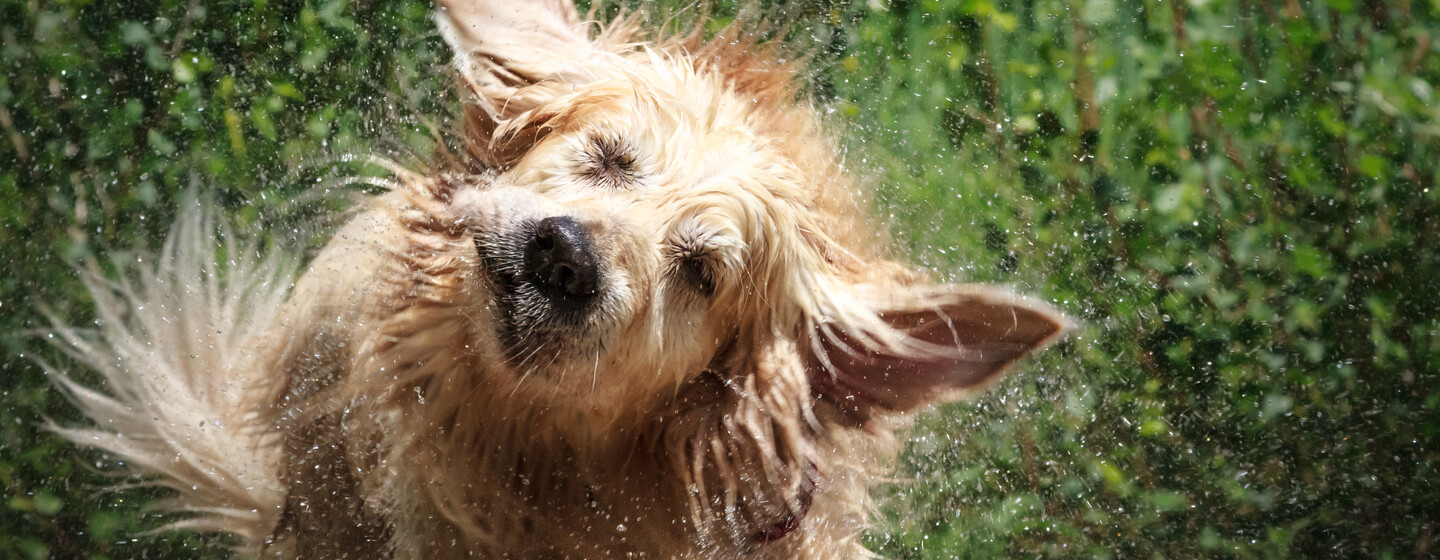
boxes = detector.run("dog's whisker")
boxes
[513,345,565,399]
[509,338,548,374]
[508,367,535,399]
[590,347,601,395]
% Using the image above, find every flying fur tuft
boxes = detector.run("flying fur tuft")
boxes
[40,202,293,547]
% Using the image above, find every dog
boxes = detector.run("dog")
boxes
[46,1,1070,557]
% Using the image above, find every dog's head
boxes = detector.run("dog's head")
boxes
[377,0,1071,432]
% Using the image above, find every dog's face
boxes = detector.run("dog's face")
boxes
[451,71,797,406]
[416,0,1069,431]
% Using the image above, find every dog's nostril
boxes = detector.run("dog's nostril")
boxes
[552,262,595,298]
[534,231,556,252]
[524,217,600,302]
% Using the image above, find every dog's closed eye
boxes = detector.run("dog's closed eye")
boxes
[665,240,718,296]
[578,133,641,189]
[664,216,746,299]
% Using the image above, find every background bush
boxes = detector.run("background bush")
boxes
[1,0,1437,558]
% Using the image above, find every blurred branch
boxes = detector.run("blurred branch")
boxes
[0,105,28,162]
[1069,3,1099,136]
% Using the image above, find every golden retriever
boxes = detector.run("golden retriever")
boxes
[48,1,1069,557]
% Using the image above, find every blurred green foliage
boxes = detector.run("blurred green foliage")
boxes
[829,1,1440,558]
[1,0,1437,558]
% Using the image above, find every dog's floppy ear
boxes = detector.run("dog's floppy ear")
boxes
[437,0,610,165]
[809,284,1071,424]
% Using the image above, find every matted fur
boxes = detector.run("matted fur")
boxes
[48,2,1071,558]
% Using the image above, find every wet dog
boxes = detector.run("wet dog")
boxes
[48,1,1069,557]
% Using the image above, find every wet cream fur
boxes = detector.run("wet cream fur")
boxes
[48,1,1070,558]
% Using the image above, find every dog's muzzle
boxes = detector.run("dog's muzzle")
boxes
[473,210,611,360]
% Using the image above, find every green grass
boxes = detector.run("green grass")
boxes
[2,0,1438,558]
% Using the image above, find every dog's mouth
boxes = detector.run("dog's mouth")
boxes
[473,215,610,366]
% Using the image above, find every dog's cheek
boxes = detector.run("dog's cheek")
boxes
[460,271,508,359]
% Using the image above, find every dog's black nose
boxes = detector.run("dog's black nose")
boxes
[524,216,599,304]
